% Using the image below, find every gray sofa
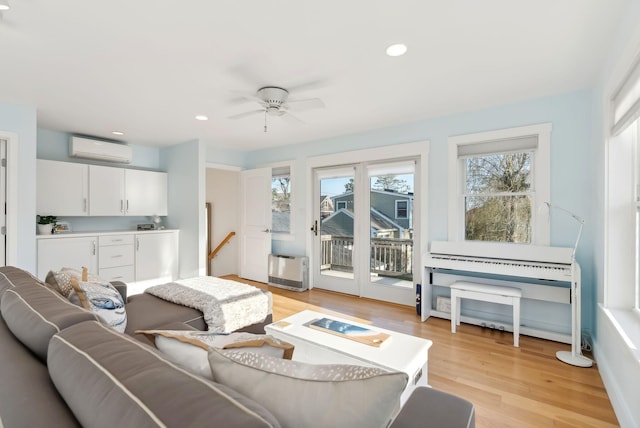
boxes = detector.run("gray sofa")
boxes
[0,266,475,428]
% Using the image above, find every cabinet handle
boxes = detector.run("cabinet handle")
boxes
[136,238,139,251]
[126,200,129,214]
[120,200,124,213]
[112,239,123,242]
[92,241,96,255]
[112,276,123,279]
[111,255,123,258]
[84,198,88,213]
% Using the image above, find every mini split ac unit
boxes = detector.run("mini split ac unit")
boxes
[69,136,133,163]
[268,254,309,291]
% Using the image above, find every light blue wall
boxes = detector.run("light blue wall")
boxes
[244,90,597,330]
[161,139,206,279]
[0,102,38,273]
[36,128,165,232]
[204,141,247,167]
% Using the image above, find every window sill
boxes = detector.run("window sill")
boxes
[601,305,640,363]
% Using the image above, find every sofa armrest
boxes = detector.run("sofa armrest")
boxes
[390,387,475,428]
[110,281,128,302]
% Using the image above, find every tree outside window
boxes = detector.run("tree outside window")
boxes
[463,151,532,243]
[272,168,291,234]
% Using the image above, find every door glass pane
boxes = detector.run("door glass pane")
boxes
[369,172,414,287]
[319,175,355,280]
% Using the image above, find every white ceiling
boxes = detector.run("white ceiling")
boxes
[0,1,628,151]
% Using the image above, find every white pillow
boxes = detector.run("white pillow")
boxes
[208,348,408,428]
[69,278,127,333]
[137,330,294,379]
[46,267,102,298]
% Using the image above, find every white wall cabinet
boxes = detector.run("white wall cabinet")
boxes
[37,160,168,217]
[89,166,168,216]
[37,159,89,216]
[37,236,97,279]
[37,231,179,293]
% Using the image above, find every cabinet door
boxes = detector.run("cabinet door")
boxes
[135,232,178,283]
[125,170,168,216]
[89,165,125,216]
[37,236,98,280]
[37,160,89,216]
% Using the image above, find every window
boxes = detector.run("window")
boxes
[336,201,347,210]
[448,124,551,245]
[395,200,408,219]
[607,51,640,313]
[271,166,292,235]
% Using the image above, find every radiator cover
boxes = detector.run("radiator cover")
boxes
[268,254,309,291]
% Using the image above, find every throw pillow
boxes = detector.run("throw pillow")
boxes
[137,330,294,379]
[70,276,127,333]
[46,267,101,298]
[207,348,408,428]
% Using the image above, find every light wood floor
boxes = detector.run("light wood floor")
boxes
[224,275,619,428]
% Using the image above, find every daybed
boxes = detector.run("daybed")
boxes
[0,266,475,428]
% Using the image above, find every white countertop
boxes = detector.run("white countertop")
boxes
[36,229,178,239]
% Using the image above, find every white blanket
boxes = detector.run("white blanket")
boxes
[145,276,271,333]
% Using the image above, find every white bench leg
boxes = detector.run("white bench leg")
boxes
[450,291,458,333]
[513,297,520,347]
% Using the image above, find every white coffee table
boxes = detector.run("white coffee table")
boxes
[265,310,432,407]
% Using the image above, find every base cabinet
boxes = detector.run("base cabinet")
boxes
[37,231,179,292]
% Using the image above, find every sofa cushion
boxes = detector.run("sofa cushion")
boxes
[0,284,99,361]
[48,321,281,428]
[208,348,408,428]
[0,265,45,296]
[0,312,80,427]
[125,292,207,334]
[69,277,127,333]
[138,329,294,379]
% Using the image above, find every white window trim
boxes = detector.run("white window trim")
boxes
[447,123,551,245]
[336,200,347,210]
[395,200,408,219]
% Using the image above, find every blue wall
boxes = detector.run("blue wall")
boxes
[241,89,597,332]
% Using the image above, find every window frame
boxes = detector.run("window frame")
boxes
[395,199,409,219]
[447,123,551,245]
[336,200,348,210]
[270,162,294,241]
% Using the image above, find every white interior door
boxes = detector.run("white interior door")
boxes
[240,168,272,283]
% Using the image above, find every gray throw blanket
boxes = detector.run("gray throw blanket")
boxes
[145,276,271,333]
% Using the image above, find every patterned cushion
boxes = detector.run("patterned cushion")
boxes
[208,348,408,428]
[0,284,99,361]
[69,278,127,333]
[48,322,280,428]
[137,330,294,379]
[46,267,101,298]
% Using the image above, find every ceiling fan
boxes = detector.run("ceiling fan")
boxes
[228,86,325,132]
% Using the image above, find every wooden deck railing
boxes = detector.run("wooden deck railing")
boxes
[320,235,413,277]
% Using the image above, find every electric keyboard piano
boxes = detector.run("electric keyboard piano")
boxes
[423,241,592,367]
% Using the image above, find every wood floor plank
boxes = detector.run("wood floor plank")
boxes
[224,276,620,427]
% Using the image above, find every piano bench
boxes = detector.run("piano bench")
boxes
[450,281,522,347]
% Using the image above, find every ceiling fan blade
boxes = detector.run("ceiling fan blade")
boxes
[287,78,327,93]
[281,111,304,124]
[227,109,264,120]
[286,97,325,111]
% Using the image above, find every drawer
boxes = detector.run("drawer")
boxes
[99,244,134,268]
[99,235,134,246]
[99,265,135,283]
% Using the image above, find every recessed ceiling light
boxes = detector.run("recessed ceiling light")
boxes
[195,115,208,121]
[386,43,407,57]
[112,131,124,136]
[0,0,10,11]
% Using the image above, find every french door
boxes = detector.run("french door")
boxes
[312,159,418,305]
